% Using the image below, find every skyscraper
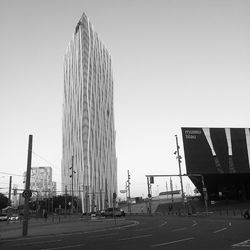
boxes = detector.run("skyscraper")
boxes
[62,13,117,213]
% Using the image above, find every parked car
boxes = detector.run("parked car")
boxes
[104,208,125,217]
[96,210,105,217]
[9,214,20,222]
[243,209,250,219]
[120,209,125,217]
[0,214,8,221]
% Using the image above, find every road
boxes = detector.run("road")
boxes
[1,215,250,249]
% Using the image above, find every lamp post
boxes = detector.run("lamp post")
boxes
[69,155,76,214]
[174,135,185,210]
[127,170,131,213]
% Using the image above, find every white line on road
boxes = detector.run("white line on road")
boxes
[12,240,62,247]
[41,243,85,250]
[135,227,152,231]
[213,227,227,234]
[172,227,187,232]
[232,239,250,247]
[159,221,167,227]
[87,232,119,238]
[118,234,152,241]
[152,237,195,247]
[192,220,197,227]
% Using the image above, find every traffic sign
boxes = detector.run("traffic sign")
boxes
[22,190,32,198]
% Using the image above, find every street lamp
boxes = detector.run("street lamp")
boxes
[69,155,76,214]
[174,135,185,210]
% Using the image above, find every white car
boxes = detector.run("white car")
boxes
[0,214,8,221]
[9,214,20,222]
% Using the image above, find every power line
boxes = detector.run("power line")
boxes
[32,151,60,168]
[0,172,23,177]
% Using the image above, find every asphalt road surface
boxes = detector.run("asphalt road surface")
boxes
[1,215,250,249]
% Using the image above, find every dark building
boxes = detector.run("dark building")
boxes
[182,127,250,200]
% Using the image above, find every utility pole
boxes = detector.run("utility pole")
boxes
[201,175,208,215]
[22,135,33,237]
[69,155,75,214]
[166,180,168,200]
[127,170,131,213]
[8,176,12,202]
[170,177,174,211]
[147,176,152,215]
[125,181,128,202]
[175,135,185,209]
[64,185,67,215]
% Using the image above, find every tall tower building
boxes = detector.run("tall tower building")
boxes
[62,13,117,213]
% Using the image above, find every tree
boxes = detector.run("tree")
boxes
[0,193,9,210]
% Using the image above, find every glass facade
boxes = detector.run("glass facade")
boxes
[62,13,117,212]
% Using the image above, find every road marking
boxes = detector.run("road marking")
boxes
[41,243,85,250]
[192,220,197,227]
[172,227,187,232]
[159,221,167,227]
[87,232,119,238]
[152,237,195,247]
[118,234,152,241]
[135,227,152,231]
[232,239,250,247]
[213,227,227,234]
[12,240,62,247]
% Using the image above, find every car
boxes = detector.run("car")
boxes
[90,212,96,218]
[9,214,20,222]
[96,210,105,217]
[120,209,125,217]
[243,209,250,219]
[104,208,125,217]
[0,214,7,221]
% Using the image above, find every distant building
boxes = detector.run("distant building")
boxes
[23,167,56,198]
[62,12,117,212]
[158,191,181,200]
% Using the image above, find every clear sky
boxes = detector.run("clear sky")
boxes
[0,0,250,198]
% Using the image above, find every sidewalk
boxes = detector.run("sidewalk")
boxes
[0,216,137,240]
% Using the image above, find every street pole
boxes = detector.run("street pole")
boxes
[22,135,33,237]
[64,185,67,215]
[175,135,185,210]
[125,181,128,202]
[201,175,208,215]
[69,155,75,214]
[8,176,12,203]
[127,170,131,213]
[71,156,74,214]
[147,177,152,215]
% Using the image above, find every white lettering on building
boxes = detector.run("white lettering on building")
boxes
[185,130,201,139]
